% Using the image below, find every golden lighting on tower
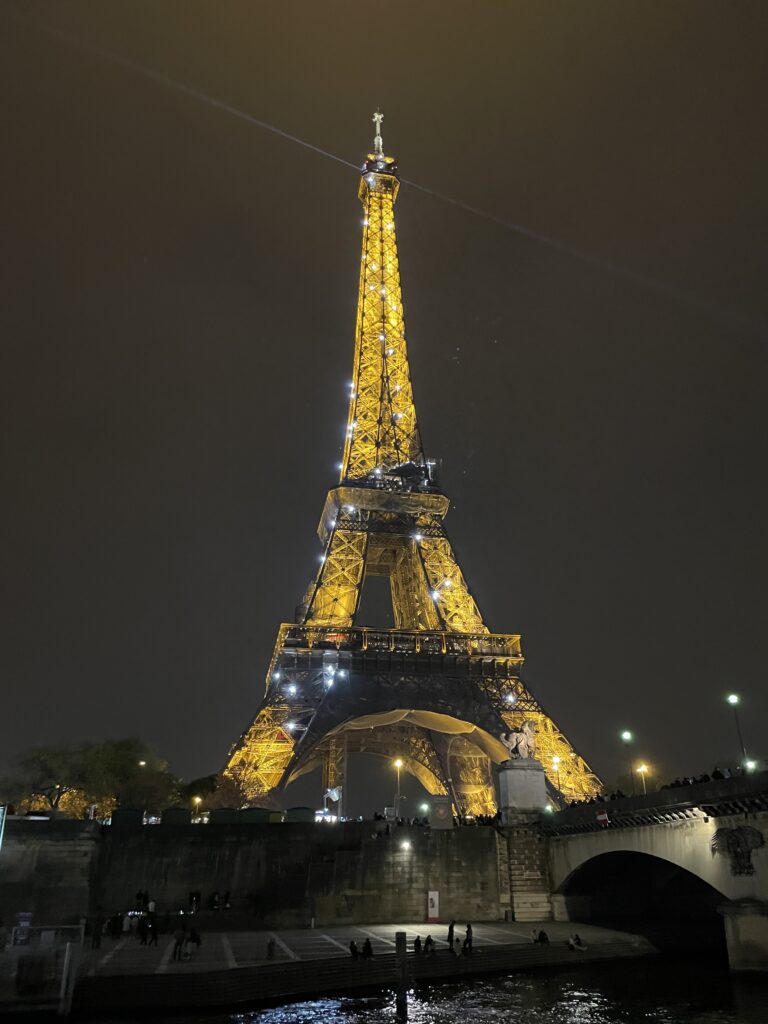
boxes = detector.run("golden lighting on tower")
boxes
[224,115,601,813]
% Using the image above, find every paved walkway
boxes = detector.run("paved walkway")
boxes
[86,920,638,976]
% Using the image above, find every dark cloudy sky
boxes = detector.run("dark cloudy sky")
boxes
[2,2,766,814]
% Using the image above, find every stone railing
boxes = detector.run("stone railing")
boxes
[544,771,768,836]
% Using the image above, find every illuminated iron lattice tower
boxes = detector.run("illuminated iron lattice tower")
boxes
[226,114,601,814]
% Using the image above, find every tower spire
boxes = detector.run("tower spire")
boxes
[341,116,425,483]
[372,109,384,156]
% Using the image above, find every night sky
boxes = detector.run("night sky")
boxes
[2,2,767,816]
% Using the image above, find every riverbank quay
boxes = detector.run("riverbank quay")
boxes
[71,921,656,1015]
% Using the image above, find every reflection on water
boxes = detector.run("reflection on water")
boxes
[226,960,768,1024]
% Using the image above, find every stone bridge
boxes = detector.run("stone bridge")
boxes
[540,772,768,971]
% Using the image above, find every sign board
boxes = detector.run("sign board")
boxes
[427,890,440,922]
[430,795,453,830]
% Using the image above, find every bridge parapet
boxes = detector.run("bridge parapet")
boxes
[544,771,768,837]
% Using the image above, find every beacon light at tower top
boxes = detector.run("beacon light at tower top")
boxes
[223,114,602,814]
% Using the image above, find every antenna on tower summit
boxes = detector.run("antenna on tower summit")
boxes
[372,109,384,156]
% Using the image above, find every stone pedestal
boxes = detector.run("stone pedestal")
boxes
[498,759,552,922]
[721,899,768,972]
[498,758,547,819]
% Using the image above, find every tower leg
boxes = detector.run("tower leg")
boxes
[322,735,347,816]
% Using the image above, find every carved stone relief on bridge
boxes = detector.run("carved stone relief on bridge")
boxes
[711,826,765,875]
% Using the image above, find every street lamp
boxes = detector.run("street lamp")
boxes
[725,694,748,765]
[419,803,429,815]
[552,755,562,792]
[620,731,635,794]
[393,759,403,819]
[138,760,147,767]
[192,796,202,817]
[636,764,648,796]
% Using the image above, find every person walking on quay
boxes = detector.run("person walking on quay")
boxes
[414,935,422,956]
[137,915,149,946]
[172,925,186,962]
[447,920,455,948]
[361,937,373,959]
[148,914,159,947]
[349,939,359,960]
[465,923,473,953]
[90,909,104,950]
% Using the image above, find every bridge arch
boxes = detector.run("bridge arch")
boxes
[555,849,728,952]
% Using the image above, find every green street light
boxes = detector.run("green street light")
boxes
[724,693,748,765]
[620,731,635,793]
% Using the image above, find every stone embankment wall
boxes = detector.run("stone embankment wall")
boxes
[0,820,101,924]
[0,819,507,927]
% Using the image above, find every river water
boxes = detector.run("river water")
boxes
[93,959,768,1023]
[223,960,767,1024]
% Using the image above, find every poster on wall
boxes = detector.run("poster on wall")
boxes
[427,890,439,922]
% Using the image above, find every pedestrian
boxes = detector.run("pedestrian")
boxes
[447,920,455,947]
[90,910,104,950]
[172,926,185,962]
[424,935,435,956]
[122,913,132,936]
[465,923,473,952]
[349,939,359,960]
[362,937,373,959]
[148,916,159,946]
[414,935,422,955]
[137,915,149,946]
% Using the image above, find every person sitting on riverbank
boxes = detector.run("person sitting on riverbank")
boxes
[361,938,373,959]
[568,933,587,951]
[349,939,359,960]
[533,929,549,945]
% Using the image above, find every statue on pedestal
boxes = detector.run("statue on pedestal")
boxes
[500,720,537,761]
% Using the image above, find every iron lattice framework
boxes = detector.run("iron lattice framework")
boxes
[226,117,601,814]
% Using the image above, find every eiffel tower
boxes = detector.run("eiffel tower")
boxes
[225,114,600,815]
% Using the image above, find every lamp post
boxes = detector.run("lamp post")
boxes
[393,758,403,819]
[192,796,202,819]
[636,764,648,796]
[620,730,635,794]
[725,694,748,766]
